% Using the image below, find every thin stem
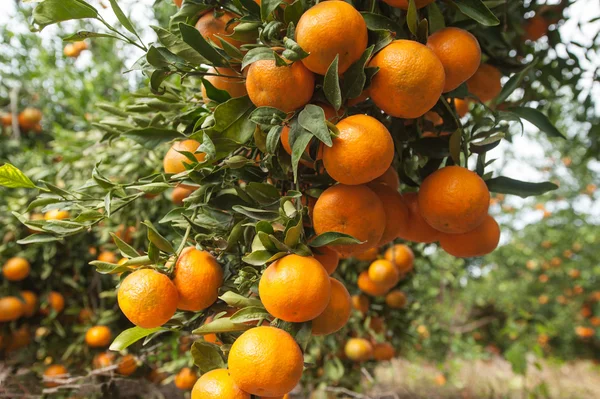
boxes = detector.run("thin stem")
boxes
[176,207,199,255]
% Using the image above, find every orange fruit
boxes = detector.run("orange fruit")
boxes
[246,59,314,113]
[44,209,70,220]
[418,166,490,234]
[0,297,24,322]
[202,67,247,103]
[323,115,394,185]
[18,108,42,130]
[369,166,399,191]
[44,365,68,387]
[385,290,407,309]
[73,41,88,53]
[175,367,198,390]
[1,113,12,126]
[382,0,434,9]
[41,291,65,315]
[312,184,386,257]
[347,90,370,107]
[295,1,367,75]
[259,254,331,322]
[192,368,250,399]
[384,244,414,274]
[426,27,481,92]
[454,98,469,117]
[312,278,351,336]
[466,63,502,103]
[173,247,223,311]
[439,215,500,257]
[524,15,549,41]
[115,224,136,244]
[195,11,246,49]
[117,354,138,376]
[312,246,339,275]
[369,184,410,246]
[5,326,30,352]
[344,338,373,362]
[368,259,400,286]
[2,257,30,281]
[591,317,600,327]
[172,185,196,205]
[163,139,206,174]
[373,342,395,361]
[357,271,392,297]
[85,325,112,348]
[174,0,182,6]
[575,326,595,338]
[369,40,445,118]
[351,294,370,314]
[398,192,440,243]
[353,247,379,262]
[117,268,179,328]
[20,291,38,317]
[93,352,115,369]
[97,251,117,264]
[228,326,303,397]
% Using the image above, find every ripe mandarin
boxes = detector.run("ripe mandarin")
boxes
[173,248,223,311]
[312,278,352,336]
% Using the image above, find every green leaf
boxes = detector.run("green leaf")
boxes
[209,96,255,144]
[266,126,283,154]
[291,130,313,182]
[249,107,287,126]
[32,0,98,30]
[449,129,462,164]
[508,107,565,139]
[108,0,138,37]
[246,183,281,205]
[62,31,120,41]
[505,343,527,374]
[261,0,283,22]
[407,0,419,36]
[242,250,275,266]
[152,26,206,64]
[17,234,62,245]
[190,341,226,373]
[284,1,304,25]
[241,47,275,70]
[201,78,232,103]
[284,218,303,248]
[427,2,446,33]
[89,260,129,274]
[494,59,538,105]
[323,56,342,111]
[230,307,271,324]
[110,232,140,259]
[282,37,309,61]
[0,163,37,189]
[192,318,250,335]
[123,127,183,149]
[486,177,559,198]
[298,105,333,147]
[310,232,363,247]
[219,292,264,308]
[341,46,374,101]
[361,12,403,35]
[232,205,279,221]
[450,0,500,26]
[128,182,170,195]
[109,326,164,351]
[143,220,175,253]
[179,23,227,67]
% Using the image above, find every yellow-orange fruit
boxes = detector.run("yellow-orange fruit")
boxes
[373,342,396,361]
[172,185,196,205]
[382,0,434,9]
[344,338,373,362]
[369,40,445,118]
[246,59,314,113]
[194,11,246,49]
[174,367,198,390]
[384,244,415,274]
[2,257,30,281]
[259,254,331,322]
[418,166,490,234]
[97,251,117,264]
[163,139,206,174]
[295,1,368,75]
[466,64,503,103]
[85,325,112,347]
[173,247,223,311]
[201,67,247,103]
[370,184,410,246]
[368,259,400,285]
[191,368,250,399]
[524,15,549,41]
[369,166,399,191]
[454,98,469,117]
[0,297,24,322]
[353,247,379,262]
[312,278,351,336]
[20,291,37,317]
[93,352,115,369]
[323,115,394,185]
[439,215,500,257]
[426,27,481,92]
[117,355,138,376]
[312,184,386,257]
[357,271,393,297]
[312,246,340,275]
[228,326,304,397]
[385,290,407,309]
[18,108,42,130]
[44,365,68,388]
[351,294,370,314]
[44,209,70,220]
[117,269,179,328]
[398,193,441,243]
[41,291,65,315]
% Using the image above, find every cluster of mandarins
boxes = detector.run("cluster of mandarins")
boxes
[63,41,88,58]
[1,107,43,133]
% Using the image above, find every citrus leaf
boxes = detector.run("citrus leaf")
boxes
[192,318,251,334]
[191,341,226,373]
[310,232,363,247]
[427,2,446,33]
[109,327,165,351]
[230,307,271,324]
[298,105,333,147]
[508,107,565,139]
[486,176,559,198]
[323,55,342,111]
[450,0,500,26]
[494,59,538,105]
[32,0,98,31]
[110,232,140,259]
[219,292,264,308]
[0,163,37,189]
[108,0,138,37]
[143,220,175,253]
[179,23,227,67]
[407,0,419,36]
